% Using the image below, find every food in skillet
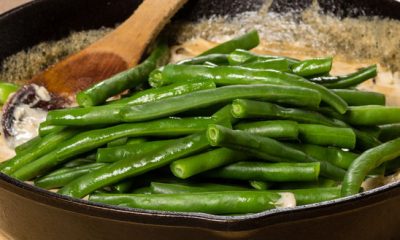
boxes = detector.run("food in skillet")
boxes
[1,29,400,215]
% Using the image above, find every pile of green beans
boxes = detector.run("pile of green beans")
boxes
[2,30,400,216]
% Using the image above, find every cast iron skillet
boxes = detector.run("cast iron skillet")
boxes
[1,0,400,239]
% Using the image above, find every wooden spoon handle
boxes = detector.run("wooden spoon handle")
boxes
[89,0,188,66]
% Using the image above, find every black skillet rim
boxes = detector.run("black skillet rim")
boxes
[1,0,400,232]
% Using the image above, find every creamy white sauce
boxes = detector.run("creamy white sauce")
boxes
[8,84,51,148]
[274,192,296,208]
[10,104,47,148]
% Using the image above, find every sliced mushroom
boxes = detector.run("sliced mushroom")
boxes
[1,84,67,148]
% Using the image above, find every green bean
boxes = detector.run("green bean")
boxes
[14,136,42,154]
[89,191,295,214]
[231,99,336,126]
[211,104,237,126]
[379,124,400,142]
[227,49,299,65]
[345,105,400,126]
[240,58,291,72]
[131,187,153,194]
[207,124,312,163]
[149,65,347,113]
[0,82,19,104]
[111,180,134,193]
[170,148,249,179]
[356,126,381,139]
[273,178,338,190]
[288,143,358,169]
[63,158,95,168]
[278,187,341,205]
[11,117,215,181]
[206,124,346,180]
[291,57,332,77]
[106,137,128,148]
[49,81,216,126]
[234,120,299,140]
[342,137,400,196]
[298,124,356,149]
[126,138,147,145]
[249,181,271,190]
[97,139,177,163]
[109,80,216,106]
[198,29,259,56]
[313,65,377,88]
[332,89,385,106]
[59,132,210,198]
[34,162,107,189]
[76,42,169,107]
[38,121,66,137]
[121,84,321,122]
[205,161,320,182]
[176,54,228,65]
[150,182,249,194]
[353,128,382,150]
[0,130,77,175]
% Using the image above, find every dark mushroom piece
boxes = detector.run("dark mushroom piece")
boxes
[1,84,66,148]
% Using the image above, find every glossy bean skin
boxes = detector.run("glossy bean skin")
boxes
[34,162,107,189]
[120,84,322,122]
[234,120,299,140]
[14,136,42,153]
[106,137,128,148]
[341,137,400,196]
[212,105,238,126]
[58,133,210,198]
[120,84,319,122]
[345,105,400,126]
[109,80,216,106]
[76,42,169,107]
[288,143,358,169]
[240,58,291,72]
[149,65,346,113]
[272,178,338,190]
[227,49,299,65]
[0,130,77,175]
[206,124,346,180]
[204,161,320,182]
[274,187,341,205]
[38,122,66,137]
[231,99,336,126]
[314,65,377,88]
[88,191,293,215]
[47,81,216,126]
[332,89,385,106]
[170,148,249,179]
[176,54,228,65]
[150,182,249,194]
[11,117,215,181]
[291,57,332,77]
[198,29,259,56]
[298,124,356,149]
[97,139,177,163]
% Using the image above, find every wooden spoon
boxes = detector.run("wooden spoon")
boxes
[1,0,187,146]
[31,0,187,104]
